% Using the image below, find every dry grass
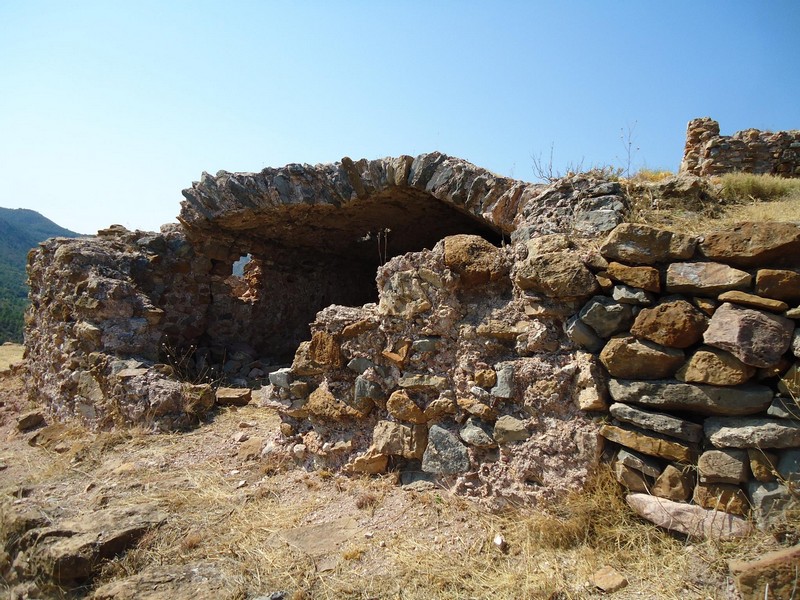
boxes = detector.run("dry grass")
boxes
[718,172,800,204]
[0,342,23,371]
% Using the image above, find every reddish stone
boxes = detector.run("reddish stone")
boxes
[630,300,707,348]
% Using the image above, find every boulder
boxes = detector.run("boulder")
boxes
[665,262,751,295]
[700,221,800,268]
[676,347,756,386]
[704,417,800,448]
[421,425,470,474]
[608,379,773,416]
[704,303,794,368]
[599,223,697,265]
[514,251,599,299]
[697,449,749,484]
[630,299,706,348]
[599,337,684,380]
[625,493,752,540]
[729,545,800,600]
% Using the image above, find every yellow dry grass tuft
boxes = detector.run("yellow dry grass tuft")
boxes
[0,342,24,371]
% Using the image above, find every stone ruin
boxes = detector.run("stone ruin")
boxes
[680,117,800,178]
[24,152,800,529]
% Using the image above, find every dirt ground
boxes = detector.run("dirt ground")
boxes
[0,364,780,600]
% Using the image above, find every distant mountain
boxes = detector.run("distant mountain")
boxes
[0,208,83,343]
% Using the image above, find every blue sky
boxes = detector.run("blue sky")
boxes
[1,1,798,234]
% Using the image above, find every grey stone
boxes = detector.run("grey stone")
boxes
[268,367,292,388]
[347,357,374,374]
[490,364,514,399]
[422,425,471,474]
[566,315,604,352]
[354,376,384,407]
[748,481,794,527]
[611,284,655,306]
[777,449,800,483]
[625,493,752,540]
[608,379,773,416]
[665,262,752,295]
[698,450,749,484]
[573,208,624,236]
[703,303,794,368]
[705,417,800,448]
[615,448,662,478]
[579,296,633,338]
[767,398,800,420]
[493,415,530,444]
[459,419,496,448]
[609,402,703,443]
[411,337,439,353]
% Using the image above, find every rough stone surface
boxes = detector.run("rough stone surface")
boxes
[606,262,660,292]
[748,449,778,482]
[748,482,795,526]
[493,415,530,444]
[599,223,697,265]
[514,251,599,299]
[566,316,604,352]
[755,269,800,302]
[611,284,654,306]
[371,420,426,459]
[609,402,703,443]
[693,482,749,516]
[608,379,773,416]
[704,303,794,367]
[459,419,496,448]
[700,221,800,268]
[615,448,662,478]
[599,337,684,380]
[705,417,800,448]
[729,545,800,600]
[422,425,470,474]
[591,565,628,593]
[612,460,650,492]
[625,493,752,540]
[630,300,706,348]
[676,347,756,386]
[697,449,749,484]
[600,424,693,463]
[443,234,506,288]
[665,262,751,295]
[215,387,251,407]
[386,390,425,424]
[579,296,633,338]
[652,464,693,501]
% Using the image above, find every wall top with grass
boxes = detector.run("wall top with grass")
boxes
[680,117,800,178]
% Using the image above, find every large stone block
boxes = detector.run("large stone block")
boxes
[599,336,684,380]
[609,402,702,443]
[700,221,800,268]
[514,251,599,299]
[676,347,756,386]
[600,424,694,463]
[705,417,800,448]
[422,425,470,474]
[697,449,749,484]
[665,262,751,295]
[443,234,506,288]
[755,268,800,302]
[606,261,660,292]
[600,223,697,265]
[630,299,706,348]
[704,303,794,368]
[578,296,633,338]
[608,379,773,416]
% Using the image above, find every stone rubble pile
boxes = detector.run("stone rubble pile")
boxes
[680,117,800,178]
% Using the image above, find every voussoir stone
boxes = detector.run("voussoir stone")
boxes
[599,337,684,380]
[630,299,706,348]
[755,269,800,302]
[700,221,800,268]
[676,347,756,386]
[665,262,751,295]
[606,262,660,292]
[514,251,599,299]
[625,493,752,540]
[705,417,800,448]
[578,296,633,338]
[704,303,794,368]
[609,402,703,443]
[608,379,773,416]
[600,223,697,265]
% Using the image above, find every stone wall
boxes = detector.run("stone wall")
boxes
[680,117,800,178]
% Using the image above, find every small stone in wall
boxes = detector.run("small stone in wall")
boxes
[474,369,497,389]
[611,284,655,306]
[756,268,800,302]
[612,460,651,493]
[459,418,496,448]
[652,464,694,502]
[606,261,660,292]
[490,364,515,399]
[705,417,800,449]
[566,316,604,353]
[609,402,702,443]
[676,347,756,386]
[630,299,706,348]
[717,290,788,313]
[442,234,507,287]
[747,449,777,482]
[615,448,662,478]
[579,296,633,338]
[600,223,697,265]
[693,482,749,516]
[514,250,599,299]
[704,303,794,368]
[493,415,530,444]
[422,425,470,474]
[599,336,684,380]
[698,449,749,484]
[600,424,693,463]
[386,390,425,424]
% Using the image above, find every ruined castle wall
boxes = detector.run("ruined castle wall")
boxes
[680,117,800,177]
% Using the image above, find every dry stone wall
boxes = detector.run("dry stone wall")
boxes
[680,117,800,177]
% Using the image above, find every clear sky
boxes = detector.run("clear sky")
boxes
[1,1,798,234]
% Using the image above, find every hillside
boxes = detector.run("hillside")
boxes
[0,208,82,343]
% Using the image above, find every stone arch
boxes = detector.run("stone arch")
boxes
[178,153,541,363]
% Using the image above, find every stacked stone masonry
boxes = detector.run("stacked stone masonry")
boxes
[680,117,800,178]
[23,153,800,525]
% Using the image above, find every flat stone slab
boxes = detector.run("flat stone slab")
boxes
[600,424,693,463]
[705,417,800,448]
[626,493,752,540]
[717,290,789,313]
[215,387,252,406]
[608,379,773,416]
[666,262,751,295]
[610,402,703,443]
